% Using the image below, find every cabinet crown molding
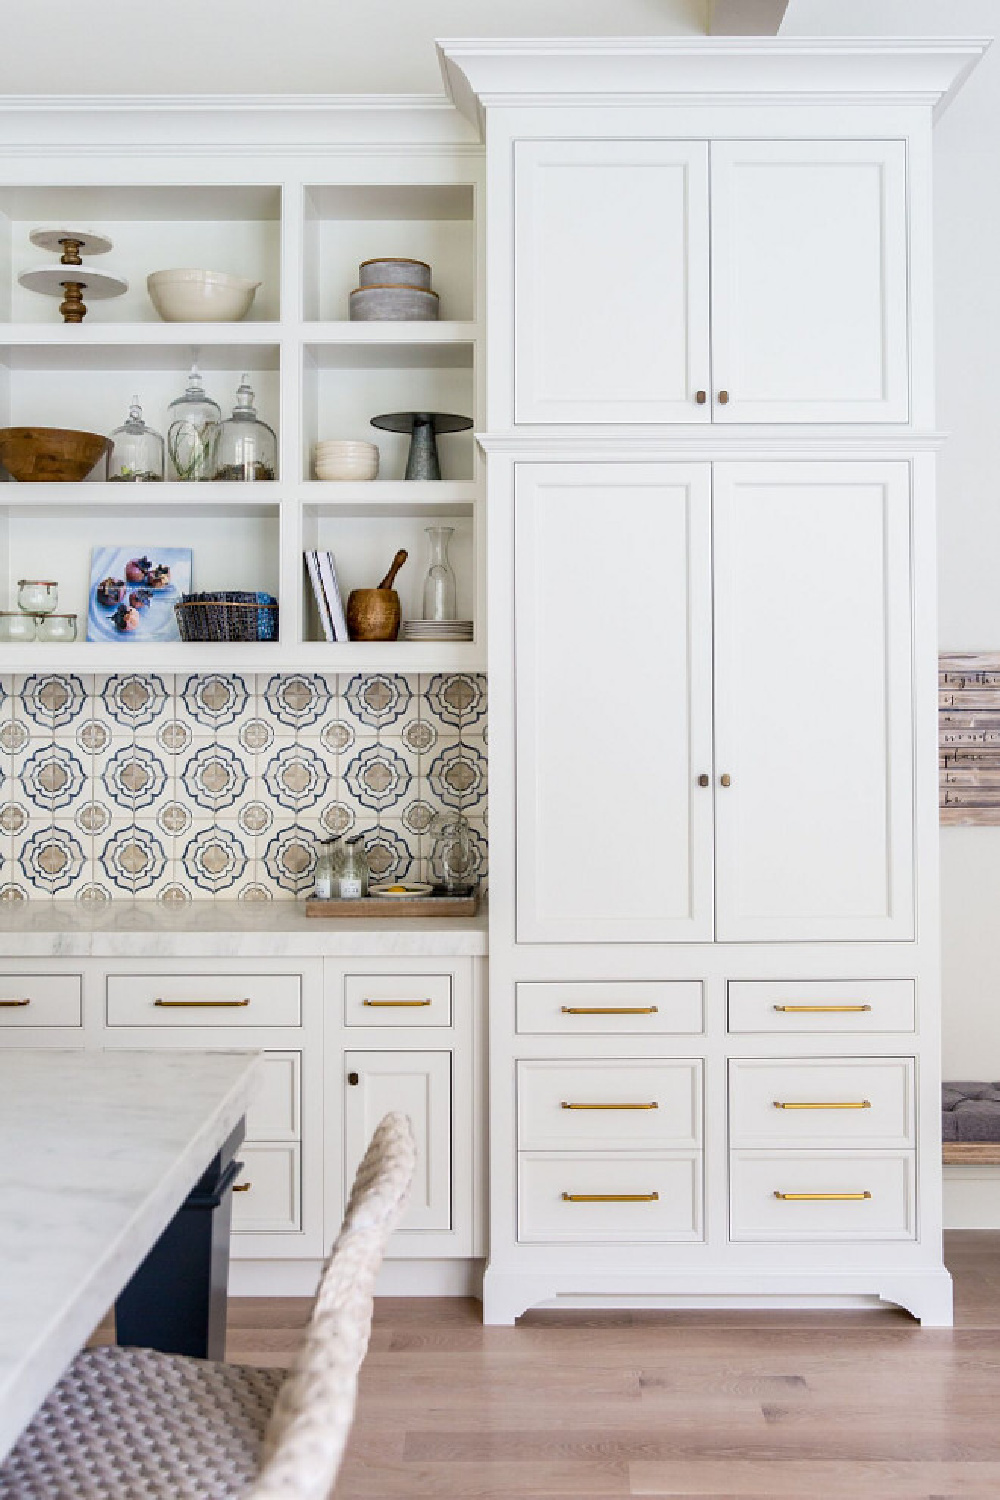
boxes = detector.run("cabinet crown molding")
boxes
[437,36,990,136]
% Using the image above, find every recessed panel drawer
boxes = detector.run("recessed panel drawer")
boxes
[516,981,703,1035]
[518,1152,703,1243]
[518,1060,702,1150]
[728,980,915,1033]
[0,975,81,1027]
[232,1144,301,1234]
[730,1151,915,1241]
[729,1059,914,1149]
[106,974,301,1026]
[344,973,452,1027]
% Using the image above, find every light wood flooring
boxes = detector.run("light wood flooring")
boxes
[221,1232,1000,1499]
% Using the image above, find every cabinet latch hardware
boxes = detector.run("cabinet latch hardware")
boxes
[695,389,707,404]
[718,390,730,404]
[774,1191,872,1201]
[773,1100,872,1110]
[720,773,732,787]
[233,1182,252,1193]
[347,1072,360,1086]
[562,1192,659,1203]
[772,1004,872,1013]
[154,998,251,1008]
[697,773,710,787]
[561,1101,658,1110]
[362,999,433,1008]
[0,998,31,1007]
[560,1005,659,1015]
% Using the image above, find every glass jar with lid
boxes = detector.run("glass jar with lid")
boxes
[212,374,276,482]
[17,580,58,615]
[37,613,78,643]
[108,395,164,482]
[166,362,222,482]
[0,611,36,642]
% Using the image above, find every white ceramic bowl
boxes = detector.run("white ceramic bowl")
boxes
[146,268,261,323]
[313,439,379,482]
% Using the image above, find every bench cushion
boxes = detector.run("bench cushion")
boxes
[942,1082,1000,1142]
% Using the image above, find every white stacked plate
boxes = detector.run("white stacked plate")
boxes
[401,619,474,641]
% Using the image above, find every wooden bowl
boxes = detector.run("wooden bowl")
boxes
[0,426,110,482]
[345,588,401,641]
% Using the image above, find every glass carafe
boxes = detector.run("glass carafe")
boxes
[212,373,277,482]
[421,525,457,621]
[108,396,164,482]
[167,362,221,481]
[338,835,369,899]
[431,812,476,895]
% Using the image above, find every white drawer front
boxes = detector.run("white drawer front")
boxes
[246,1051,300,1142]
[518,1060,702,1150]
[232,1144,301,1234]
[519,1153,703,1243]
[516,982,703,1035]
[728,980,915,1033]
[106,974,301,1027]
[730,1151,915,1241]
[344,973,452,1027]
[730,1059,914,1149]
[0,975,81,1027]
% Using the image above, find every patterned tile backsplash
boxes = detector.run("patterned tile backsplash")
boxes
[0,672,487,903]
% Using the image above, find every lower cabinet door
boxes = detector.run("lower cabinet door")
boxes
[344,1050,452,1233]
[232,1144,301,1234]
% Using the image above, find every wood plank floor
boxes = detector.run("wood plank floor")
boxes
[223,1231,1000,1499]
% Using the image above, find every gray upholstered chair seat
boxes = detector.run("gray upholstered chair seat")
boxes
[0,1346,284,1500]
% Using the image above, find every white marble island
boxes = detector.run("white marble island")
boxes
[0,1049,261,1461]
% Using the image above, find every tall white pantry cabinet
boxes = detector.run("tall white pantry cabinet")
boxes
[439,38,989,1324]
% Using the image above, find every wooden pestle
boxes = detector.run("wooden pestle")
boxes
[378,549,408,590]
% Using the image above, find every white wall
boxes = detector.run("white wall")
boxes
[0,0,705,96]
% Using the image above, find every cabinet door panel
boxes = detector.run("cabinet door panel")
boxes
[515,463,714,943]
[514,140,710,423]
[713,463,914,941]
[711,141,908,423]
[344,1050,452,1233]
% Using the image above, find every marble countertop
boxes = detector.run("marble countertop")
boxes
[0,902,488,958]
[0,1048,261,1461]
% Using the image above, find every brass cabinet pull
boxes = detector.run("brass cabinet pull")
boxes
[561,1005,659,1016]
[233,1182,252,1193]
[347,1072,360,1086]
[718,390,730,404]
[720,773,732,787]
[773,1004,872,1013]
[561,1101,659,1111]
[154,998,251,1008]
[697,773,710,787]
[774,1191,872,1202]
[695,389,707,404]
[562,1192,659,1203]
[773,1100,872,1111]
[0,998,31,1007]
[362,998,432,1008]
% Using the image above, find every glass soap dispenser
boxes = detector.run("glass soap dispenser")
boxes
[108,395,164,482]
[167,362,221,481]
[212,373,276,482]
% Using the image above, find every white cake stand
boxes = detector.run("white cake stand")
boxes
[19,228,128,323]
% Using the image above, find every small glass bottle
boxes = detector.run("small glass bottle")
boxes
[212,373,277,482]
[313,838,344,900]
[108,396,165,482]
[337,835,369,900]
[166,362,222,482]
[422,525,457,622]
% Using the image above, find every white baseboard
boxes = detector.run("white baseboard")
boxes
[230,1257,484,1299]
[944,1165,1000,1228]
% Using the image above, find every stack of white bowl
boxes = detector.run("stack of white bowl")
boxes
[312,440,380,482]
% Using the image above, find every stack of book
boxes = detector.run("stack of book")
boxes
[304,551,349,641]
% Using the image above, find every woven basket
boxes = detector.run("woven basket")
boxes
[175,591,278,643]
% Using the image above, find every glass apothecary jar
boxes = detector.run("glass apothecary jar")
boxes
[167,362,221,482]
[212,374,276,482]
[17,580,58,615]
[37,613,78,643]
[108,396,164,482]
[0,611,36,643]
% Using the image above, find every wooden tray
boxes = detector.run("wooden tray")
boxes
[305,893,479,919]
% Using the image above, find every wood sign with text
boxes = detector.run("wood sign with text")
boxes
[940,653,1000,824]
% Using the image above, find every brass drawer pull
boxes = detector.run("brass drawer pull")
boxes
[0,998,31,1007]
[773,1100,872,1111]
[774,1191,872,1202]
[560,1006,658,1016]
[362,998,432,1008]
[233,1182,252,1193]
[773,1004,872,1013]
[154,998,251,1008]
[562,1192,659,1203]
[561,1101,659,1111]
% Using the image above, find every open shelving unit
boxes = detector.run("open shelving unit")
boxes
[0,109,486,671]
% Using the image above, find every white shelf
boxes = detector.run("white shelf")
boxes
[301,481,475,516]
[0,481,281,515]
[301,321,479,346]
[0,639,485,674]
[0,322,284,347]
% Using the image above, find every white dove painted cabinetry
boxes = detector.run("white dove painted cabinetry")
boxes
[437,36,988,1324]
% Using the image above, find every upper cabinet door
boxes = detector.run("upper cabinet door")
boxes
[515,463,714,943]
[514,141,711,423]
[713,462,914,942]
[710,141,909,424]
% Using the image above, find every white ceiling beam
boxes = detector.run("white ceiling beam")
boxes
[708,0,790,35]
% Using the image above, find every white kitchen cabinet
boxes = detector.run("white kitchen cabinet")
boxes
[344,1050,453,1232]
[713,461,914,941]
[512,136,907,426]
[514,462,714,943]
[514,140,711,423]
